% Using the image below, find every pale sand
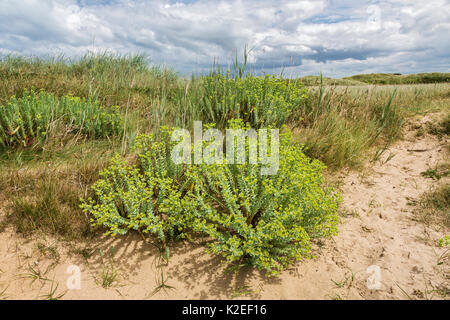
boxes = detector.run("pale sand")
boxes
[0,118,448,300]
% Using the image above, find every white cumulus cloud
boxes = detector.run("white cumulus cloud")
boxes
[0,0,448,76]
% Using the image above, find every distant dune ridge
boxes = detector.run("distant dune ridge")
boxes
[297,72,450,86]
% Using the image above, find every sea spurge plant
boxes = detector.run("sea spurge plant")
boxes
[185,122,340,275]
[0,89,122,149]
[133,126,188,184]
[82,122,340,276]
[0,90,55,148]
[80,130,192,244]
[80,154,187,242]
[198,72,308,129]
[59,95,123,139]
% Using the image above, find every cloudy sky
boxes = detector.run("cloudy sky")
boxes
[0,0,449,77]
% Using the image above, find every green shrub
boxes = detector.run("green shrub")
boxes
[81,124,340,276]
[187,70,308,129]
[59,94,123,139]
[0,90,54,148]
[184,123,340,275]
[80,128,191,243]
[0,89,122,149]
[80,154,184,240]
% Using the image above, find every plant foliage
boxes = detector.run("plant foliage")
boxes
[0,89,122,148]
[81,123,340,276]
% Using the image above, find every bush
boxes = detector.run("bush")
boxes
[0,89,54,148]
[184,123,340,275]
[189,71,308,129]
[80,128,191,243]
[59,94,123,139]
[0,89,123,149]
[81,124,340,276]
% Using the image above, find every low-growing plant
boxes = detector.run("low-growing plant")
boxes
[40,281,66,300]
[439,235,449,247]
[80,128,191,250]
[0,89,122,149]
[59,94,123,139]
[0,90,54,148]
[191,71,308,129]
[82,123,340,276]
[183,122,340,275]
[421,167,449,180]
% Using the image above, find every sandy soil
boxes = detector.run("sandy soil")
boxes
[0,119,448,300]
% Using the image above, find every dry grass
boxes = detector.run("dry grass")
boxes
[293,83,449,168]
[415,184,450,229]
[0,140,115,239]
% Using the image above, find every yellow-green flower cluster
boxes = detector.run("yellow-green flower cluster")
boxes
[196,72,308,129]
[82,123,340,277]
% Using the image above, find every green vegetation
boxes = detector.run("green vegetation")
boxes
[81,123,339,276]
[81,129,190,243]
[189,71,308,128]
[296,73,450,86]
[297,75,365,86]
[0,53,178,109]
[1,52,449,278]
[439,235,449,248]
[421,165,449,180]
[294,84,405,168]
[343,73,450,85]
[0,89,122,149]
[186,123,339,275]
